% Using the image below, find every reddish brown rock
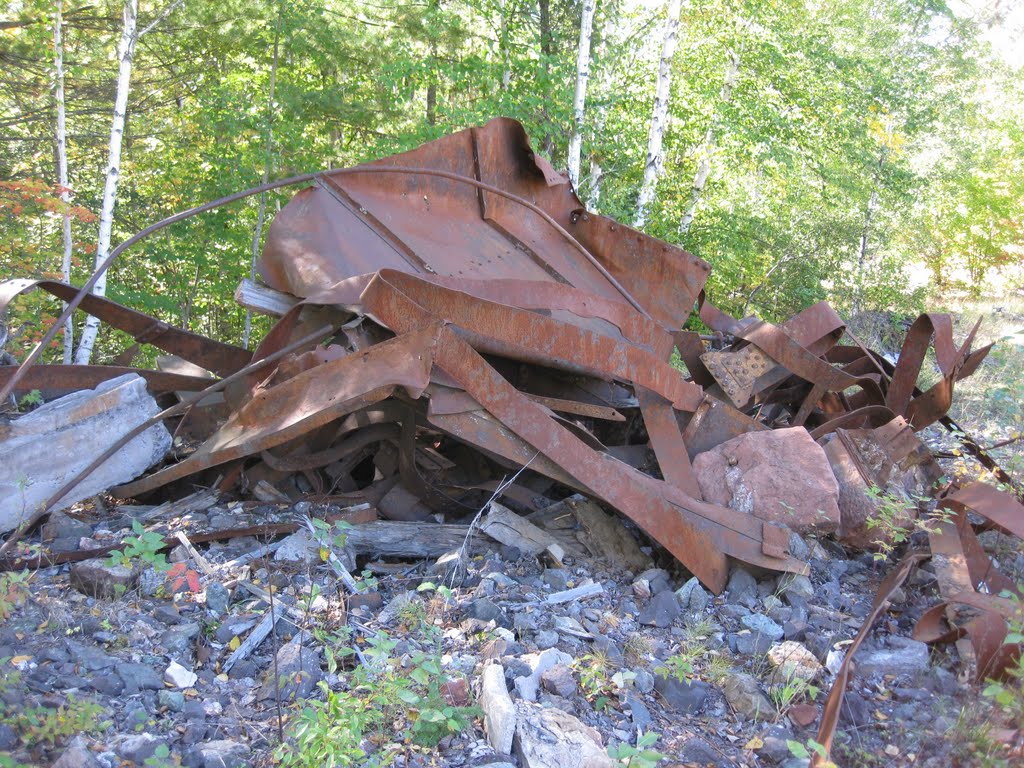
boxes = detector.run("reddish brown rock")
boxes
[820,422,940,549]
[693,427,840,535]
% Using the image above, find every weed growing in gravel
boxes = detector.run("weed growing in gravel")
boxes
[106,519,169,571]
[769,673,819,712]
[276,605,478,767]
[0,666,108,751]
[624,632,653,664]
[0,570,31,621]
[865,485,952,560]
[787,737,835,767]
[608,730,667,767]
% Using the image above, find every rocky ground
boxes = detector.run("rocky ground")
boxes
[2,487,1021,768]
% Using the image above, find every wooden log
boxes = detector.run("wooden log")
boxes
[344,521,477,559]
[479,501,557,556]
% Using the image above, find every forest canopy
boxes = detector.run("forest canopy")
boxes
[1,0,1022,362]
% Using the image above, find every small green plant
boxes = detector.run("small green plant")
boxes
[0,670,108,750]
[787,737,835,767]
[0,569,32,621]
[654,653,693,682]
[770,674,820,711]
[981,589,1024,733]
[17,389,42,411]
[575,651,614,703]
[608,731,668,767]
[624,632,653,664]
[106,519,169,571]
[865,485,952,560]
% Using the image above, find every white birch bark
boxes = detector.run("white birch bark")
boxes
[498,0,511,89]
[633,0,682,228]
[587,156,603,210]
[567,0,597,189]
[679,48,740,235]
[75,0,183,364]
[54,0,73,364]
[243,6,282,349]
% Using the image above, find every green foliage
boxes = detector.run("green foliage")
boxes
[16,390,42,411]
[608,730,668,767]
[981,589,1024,731]
[277,614,478,766]
[0,666,108,751]
[654,654,694,683]
[106,519,169,572]
[787,738,834,766]
[864,484,951,560]
[0,570,32,621]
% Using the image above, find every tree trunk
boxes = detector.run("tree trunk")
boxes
[74,0,183,365]
[587,156,603,210]
[243,3,282,350]
[853,152,885,314]
[75,0,138,365]
[633,0,682,228]
[54,0,73,364]
[567,0,597,189]
[679,47,740,235]
[498,0,511,89]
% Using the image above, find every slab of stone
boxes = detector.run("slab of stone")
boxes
[186,739,251,768]
[0,374,171,533]
[258,641,322,702]
[638,590,680,628]
[51,736,102,768]
[513,701,616,768]
[70,561,136,600]
[654,673,710,714]
[693,427,840,535]
[854,637,930,678]
[540,664,577,698]
[722,673,774,721]
[726,568,758,606]
[741,613,784,642]
[118,663,164,692]
[676,576,711,614]
[480,662,516,755]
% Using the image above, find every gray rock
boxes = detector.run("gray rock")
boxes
[779,574,814,602]
[734,632,774,656]
[0,723,17,751]
[66,640,117,671]
[726,568,758,606]
[205,582,230,615]
[542,569,570,592]
[259,641,322,702]
[722,673,774,721]
[632,568,671,597]
[165,660,198,688]
[88,673,124,696]
[634,668,655,694]
[638,590,680,628]
[760,726,795,765]
[553,615,591,639]
[623,693,652,732]
[653,673,710,714]
[675,576,710,614]
[540,664,577,698]
[118,663,164,692]
[512,649,574,702]
[161,622,200,657]
[468,598,512,629]
[535,630,559,650]
[185,739,251,768]
[51,736,102,768]
[680,737,726,767]
[839,691,870,728]
[42,511,92,542]
[158,690,185,712]
[513,701,616,768]
[854,636,930,678]
[115,733,166,764]
[788,533,811,562]
[741,613,784,642]
[69,561,136,600]
[480,662,516,755]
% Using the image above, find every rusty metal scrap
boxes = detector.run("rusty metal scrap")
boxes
[1,117,1015,598]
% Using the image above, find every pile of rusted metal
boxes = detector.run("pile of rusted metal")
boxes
[1,119,1021,713]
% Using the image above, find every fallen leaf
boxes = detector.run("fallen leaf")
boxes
[228,636,241,651]
[885,745,899,756]
[10,655,31,666]
[744,736,764,750]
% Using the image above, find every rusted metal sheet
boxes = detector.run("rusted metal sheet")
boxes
[0,365,217,400]
[0,279,251,377]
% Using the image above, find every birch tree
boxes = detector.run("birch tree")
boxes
[75,0,184,365]
[678,46,740,235]
[566,0,597,190]
[633,0,682,228]
[53,0,73,363]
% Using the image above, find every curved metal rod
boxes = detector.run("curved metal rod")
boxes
[1,164,649,403]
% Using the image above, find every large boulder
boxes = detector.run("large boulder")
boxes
[0,374,170,533]
[819,419,941,549]
[693,427,840,535]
